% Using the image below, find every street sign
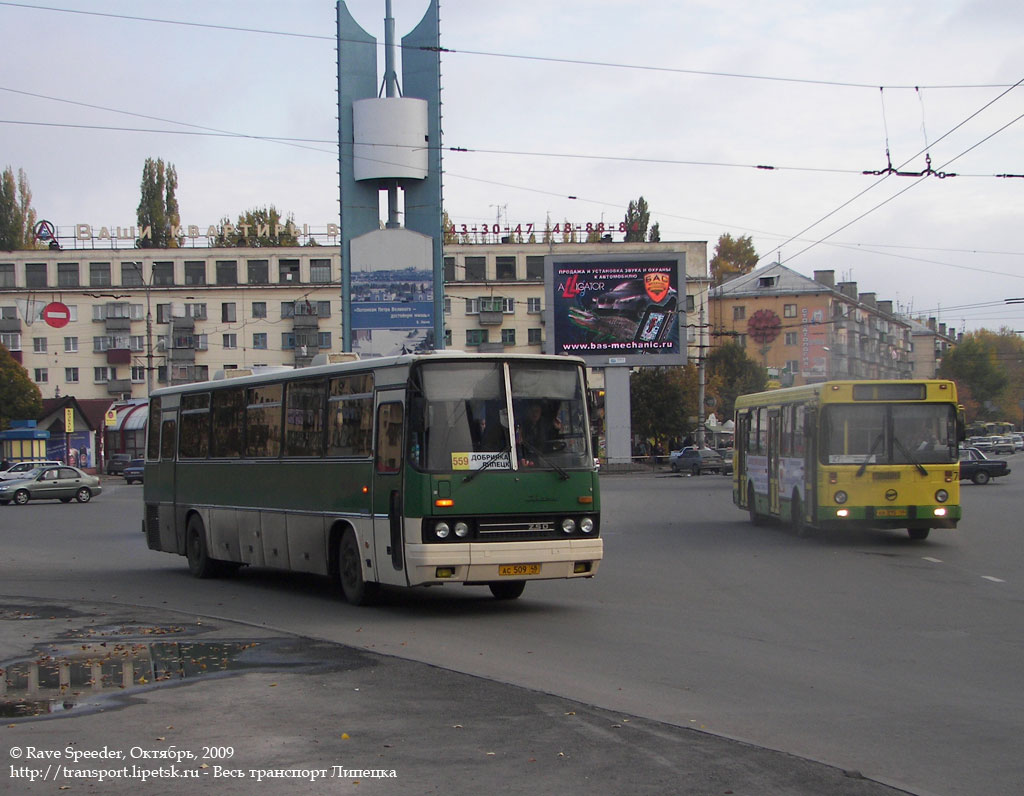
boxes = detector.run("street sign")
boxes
[64,407,75,433]
[42,301,71,329]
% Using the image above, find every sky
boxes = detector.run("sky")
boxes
[2,0,1023,334]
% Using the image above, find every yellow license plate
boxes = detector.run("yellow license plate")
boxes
[876,508,907,517]
[498,564,540,577]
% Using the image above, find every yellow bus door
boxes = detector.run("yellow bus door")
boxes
[768,410,781,516]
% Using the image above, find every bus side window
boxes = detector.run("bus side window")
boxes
[376,403,404,474]
[160,419,177,461]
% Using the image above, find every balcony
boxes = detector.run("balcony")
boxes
[0,318,21,333]
[106,348,132,365]
[292,314,319,329]
[477,342,505,353]
[478,311,504,325]
[104,317,131,333]
[106,379,132,395]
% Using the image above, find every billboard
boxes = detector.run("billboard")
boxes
[545,253,687,366]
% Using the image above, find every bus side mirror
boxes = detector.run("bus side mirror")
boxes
[956,407,967,443]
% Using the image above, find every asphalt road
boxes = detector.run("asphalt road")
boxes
[2,468,1022,795]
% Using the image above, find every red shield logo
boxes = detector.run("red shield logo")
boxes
[644,272,670,303]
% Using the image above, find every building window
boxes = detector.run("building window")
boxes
[783,303,797,318]
[444,297,451,315]
[281,332,295,350]
[184,261,206,286]
[216,260,238,286]
[0,306,15,320]
[0,263,14,287]
[685,295,696,312]
[444,329,452,347]
[318,331,332,349]
[758,277,776,288]
[465,329,488,346]
[733,306,746,320]
[64,337,77,353]
[496,256,516,280]
[65,367,79,383]
[252,301,267,319]
[25,263,47,288]
[156,303,172,324]
[316,301,331,317]
[247,259,269,284]
[94,367,112,383]
[222,302,236,323]
[121,262,144,286]
[279,259,300,283]
[34,368,48,383]
[223,333,237,350]
[89,262,111,287]
[152,261,174,286]
[443,256,455,282]
[465,298,479,315]
[33,337,47,353]
[185,303,207,320]
[526,256,544,281]
[131,366,146,382]
[527,298,542,313]
[253,333,267,350]
[0,333,21,351]
[479,296,504,313]
[784,332,798,345]
[735,333,748,348]
[130,335,144,352]
[57,262,80,287]
[501,328,516,345]
[310,259,331,283]
[528,328,542,345]
[464,256,485,281]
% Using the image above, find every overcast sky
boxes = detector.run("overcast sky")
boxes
[2,0,1023,333]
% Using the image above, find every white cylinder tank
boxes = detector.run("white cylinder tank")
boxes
[353,97,429,181]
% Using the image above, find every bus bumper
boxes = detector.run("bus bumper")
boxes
[404,539,604,587]
[815,504,961,529]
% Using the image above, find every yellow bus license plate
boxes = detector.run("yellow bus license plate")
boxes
[499,564,540,576]
[876,508,907,517]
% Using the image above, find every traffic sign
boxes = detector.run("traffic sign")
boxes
[42,302,70,328]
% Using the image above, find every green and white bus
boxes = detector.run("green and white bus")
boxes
[142,352,602,604]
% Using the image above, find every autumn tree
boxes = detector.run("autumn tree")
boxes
[0,166,38,251]
[631,365,697,449]
[710,233,759,285]
[938,329,1021,421]
[136,158,180,248]
[623,196,650,242]
[0,344,42,430]
[705,341,768,420]
[211,206,299,247]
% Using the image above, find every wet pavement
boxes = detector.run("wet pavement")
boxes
[0,598,910,795]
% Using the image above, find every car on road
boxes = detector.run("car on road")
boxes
[670,447,725,475]
[0,465,102,505]
[988,436,1016,455]
[958,447,1011,485]
[0,460,62,480]
[123,458,145,485]
[105,453,131,475]
[717,448,735,476]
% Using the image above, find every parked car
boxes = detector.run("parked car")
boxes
[123,459,145,485]
[959,447,1011,485]
[670,447,725,475]
[0,465,102,505]
[105,454,131,475]
[0,460,62,481]
[967,436,994,452]
[716,448,735,476]
[988,436,1016,455]
[1011,433,1024,452]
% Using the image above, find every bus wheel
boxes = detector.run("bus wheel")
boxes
[908,528,930,540]
[489,581,526,600]
[186,515,218,579]
[747,485,763,526]
[338,529,377,606]
[791,493,807,537]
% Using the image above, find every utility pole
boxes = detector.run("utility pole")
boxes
[697,300,706,447]
[130,262,154,396]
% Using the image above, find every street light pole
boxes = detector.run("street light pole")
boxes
[130,262,154,397]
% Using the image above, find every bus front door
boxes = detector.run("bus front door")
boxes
[768,410,781,516]
[371,396,409,587]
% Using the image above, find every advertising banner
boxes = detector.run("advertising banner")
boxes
[546,255,686,366]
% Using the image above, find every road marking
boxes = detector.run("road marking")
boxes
[981,575,1006,583]
[922,557,943,563]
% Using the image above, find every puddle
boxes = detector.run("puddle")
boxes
[1,639,262,719]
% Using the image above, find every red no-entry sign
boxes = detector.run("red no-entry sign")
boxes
[42,301,71,328]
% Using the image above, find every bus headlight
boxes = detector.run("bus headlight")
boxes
[834,491,848,505]
[435,522,451,539]
[561,518,577,534]
[454,521,470,538]
[935,489,949,503]
[580,517,595,534]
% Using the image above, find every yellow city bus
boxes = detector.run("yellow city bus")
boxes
[733,380,962,540]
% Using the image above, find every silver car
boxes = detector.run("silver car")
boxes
[0,466,102,505]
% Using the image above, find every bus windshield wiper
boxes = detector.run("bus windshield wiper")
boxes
[893,437,929,476]
[520,440,570,480]
[462,446,512,482]
[856,433,885,477]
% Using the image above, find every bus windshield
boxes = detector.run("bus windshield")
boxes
[412,360,592,473]
[821,403,957,465]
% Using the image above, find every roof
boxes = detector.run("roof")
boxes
[710,263,829,298]
[39,397,115,431]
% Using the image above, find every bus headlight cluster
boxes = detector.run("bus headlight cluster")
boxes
[833,491,848,505]
[562,516,597,535]
[935,489,949,503]
[428,520,474,542]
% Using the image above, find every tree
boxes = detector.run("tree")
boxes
[211,206,299,247]
[938,330,1019,421]
[705,342,768,419]
[623,196,650,242]
[0,166,38,251]
[0,344,43,430]
[630,365,696,449]
[710,233,759,286]
[136,158,180,248]
[648,221,660,242]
